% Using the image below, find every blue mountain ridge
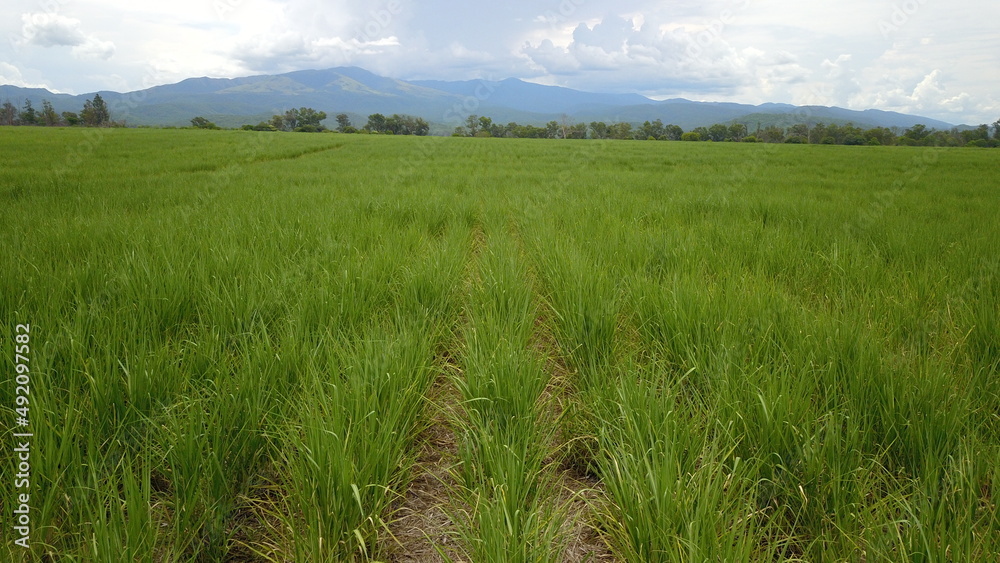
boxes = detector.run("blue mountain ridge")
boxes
[0,66,959,131]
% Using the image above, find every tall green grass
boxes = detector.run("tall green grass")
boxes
[1,129,997,560]
[446,220,565,562]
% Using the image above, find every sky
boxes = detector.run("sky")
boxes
[2,0,998,125]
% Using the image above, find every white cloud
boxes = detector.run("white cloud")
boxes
[72,37,116,60]
[855,69,976,118]
[0,62,50,89]
[19,12,116,60]
[232,30,408,73]
[20,13,87,47]
[520,13,814,100]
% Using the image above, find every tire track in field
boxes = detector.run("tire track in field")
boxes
[512,222,618,563]
[168,143,345,177]
[532,312,616,563]
[381,219,485,562]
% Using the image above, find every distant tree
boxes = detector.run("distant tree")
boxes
[959,124,989,145]
[365,113,387,133]
[252,121,278,131]
[681,132,701,141]
[459,114,478,137]
[296,107,327,130]
[19,100,37,125]
[567,122,588,139]
[808,123,828,145]
[41,100,59,126]
[842,123,865,143]
[707,123,728,142]
[788,123,809,141]
[358,113,427,135]
[265,107,323,132]
[80,94,110,126]
[903,124,929,143]
[91,93,110,125]
[664,124,684,141]
[61,111,80,126]
[590,121,610,139]
[282,108,299,130]
[726,123,747,142]
[382,114,428,135]
[335,113,352,132]
[487,120,508,138]
[190,116,220,129]
[864,126,896,146]
[692,126,710,140]
[609,122,633,140]
[760,125,785,143]
[413,116,430,136]
[545,120,561,139]
[477,116,493,137]
[742,135,757,143]
[0,101,18,125]
[639,119,666,140]
[993,118,1000,140]
[509,123,546,138]
[824,124,844,144]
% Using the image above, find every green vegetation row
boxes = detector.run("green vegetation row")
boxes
[8,93,999,148]
[451,114,1000,147]
[1,128,997,561]
[1,94,111,127]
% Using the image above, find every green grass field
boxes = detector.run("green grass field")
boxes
[1,127,998,561]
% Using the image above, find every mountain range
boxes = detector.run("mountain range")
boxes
[0,66,959,132]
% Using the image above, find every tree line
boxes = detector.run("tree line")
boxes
[0,94,112,127]
[6,97,998,147]
[332,113,430,136]
[225,110,429,136]
[451,114,1000,147]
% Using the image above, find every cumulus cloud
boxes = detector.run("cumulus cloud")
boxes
[20,13,87,47]
[793,53,861,106]
[0,62,50,89]
[857,69,975,117]
[232,30,407,73]
[19,12,116,60]
[71,38,115,60]
[521,13,811,98]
